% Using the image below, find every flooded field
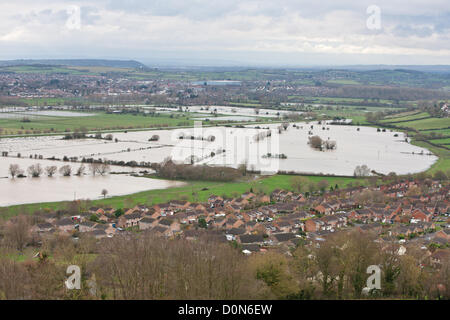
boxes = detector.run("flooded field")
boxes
[0,174,185,207]
[184,105,301,118]
[0,121,437,177]
[0,157,185,206]
[0,110,96,118]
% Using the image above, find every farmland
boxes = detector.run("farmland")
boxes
[374,111,450,172]
[0,110,262,136]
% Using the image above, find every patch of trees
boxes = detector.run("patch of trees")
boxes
[88,162,111,176]
[253,130,272,142]
[354,164,371,177]
[178,133,216,142]
[262,153,287,159]
[308,136,337,151]
[63,127,88,140]
[154,159,243,182]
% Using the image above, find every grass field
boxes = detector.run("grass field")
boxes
[429,138,450,145]
[380,112,430,123]
[405,118,450,130]
[0,174,366,219]
[420,128,450,136]
[0,112,197,135]
[326,79,360,85]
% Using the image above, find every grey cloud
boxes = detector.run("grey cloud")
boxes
[392,25,434,38]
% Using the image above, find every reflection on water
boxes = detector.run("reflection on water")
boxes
[0,174,185,207]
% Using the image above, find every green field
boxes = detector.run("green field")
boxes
[1,65,136,76]
[419,128,450,136]
[429,138,450,145]
[405,118,450,130]
[0,112,197,135]
[326,79,360,85]
[381,112,430,123]
[0,174,366,219]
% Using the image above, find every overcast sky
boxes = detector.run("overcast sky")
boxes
[1,0,449,66]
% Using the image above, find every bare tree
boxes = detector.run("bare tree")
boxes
[89,163,100,176]
[97,163,111,176]
[45,166,57,177]
[75,164,86,176]
[317,179,329,192]
[59,165,72,177]
[290,176,309,193]
[4,215,31,251]
[101,189,108,198]
[8,164,21,178]
[27,164,43,178]
[354,164,371,177]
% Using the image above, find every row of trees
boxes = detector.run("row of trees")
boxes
[290,176,335,194]
[8,162,110,178]
[154,159,243,182]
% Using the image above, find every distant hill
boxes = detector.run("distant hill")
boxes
[0,59,148,69]
[324,65,450,74]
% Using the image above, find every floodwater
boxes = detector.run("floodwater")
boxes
[0,174,185,207]
[0,104,439,206]
[0,111,96,118]
[0,122,438,177]
[184,105,302,118]
[0,157,185,206]
[193,115,258,121]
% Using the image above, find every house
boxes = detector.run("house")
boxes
[225,228,246,241]
[32,222,53,233]
[158,219,181,235]
[55,218,74,232]
[321,215,339,229]
[435,229,450,241]
[118,212,142,228]
[411,209,432,222]
[305,219,324,232]
[272,232,297,244]
[358,223,382,235]
[241,244,260,253]
[138,217,157,230]
[208,195,223,204]
[78,221,96,233]
[238,234,265,245]
[169,200,190,210]
[151,225,172,237]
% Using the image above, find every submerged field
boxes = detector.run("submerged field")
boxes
[0,104,444,212]
[0,122,436,176]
